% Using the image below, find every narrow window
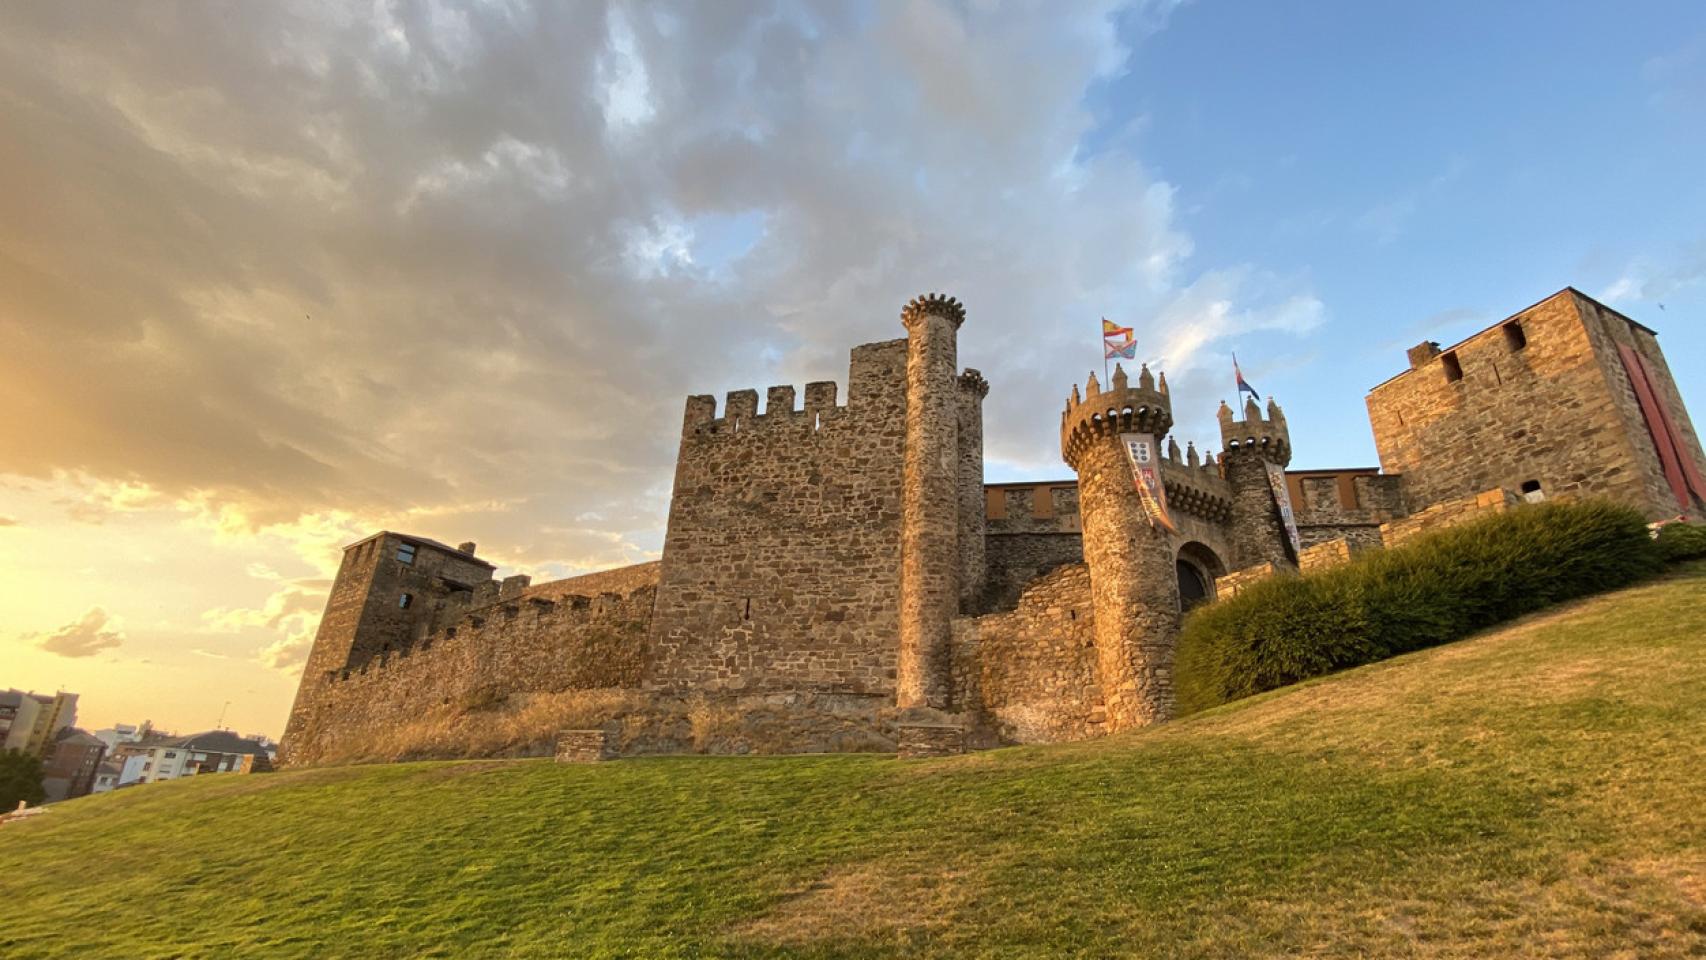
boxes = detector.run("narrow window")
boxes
[1441,352,1464,383]
[743,598,752,620]
[398,592,413,609]
[396,542,417,564]
[1503,320,1527,351]
[1520,479,1545,503]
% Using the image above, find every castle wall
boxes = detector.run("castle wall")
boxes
[1288,470,1404,550]
[1379,487,1520,547]
[981,482,1084,612]
[951,563,1104,744]
[1366,289,1700,520]
[281,534,497,762]
[284,581,656,766]
[1571,295,1706,516]
[646,340,910,696]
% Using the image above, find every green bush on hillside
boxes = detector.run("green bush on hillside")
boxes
[1175,499,1663,716]
[1656,522,1706,562]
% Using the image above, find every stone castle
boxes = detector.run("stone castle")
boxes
[280,287,1706,764]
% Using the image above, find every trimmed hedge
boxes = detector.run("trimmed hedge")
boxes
[1656,522,1706,562]
[1175,499,1664,716]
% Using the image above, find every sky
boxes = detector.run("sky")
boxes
[2,1,1703,739]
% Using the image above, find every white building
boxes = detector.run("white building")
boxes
[109,730,274,786]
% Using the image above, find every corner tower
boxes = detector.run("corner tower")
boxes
[897,293,965,710]
[1061,363,1182,730]
[1218,398,1298,569]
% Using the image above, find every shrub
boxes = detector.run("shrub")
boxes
[1175,499,1664,716]
[1656,522,1706,562]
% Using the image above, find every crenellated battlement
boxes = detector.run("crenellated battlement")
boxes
[958,368,990,398]
[901,292,966,329]
[679,340,907,440]
[680,381,846,438]
[1218,396,1292,466]
[1060,363,1174,470]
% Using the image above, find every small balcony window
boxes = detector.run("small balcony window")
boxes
[396,543,417,565]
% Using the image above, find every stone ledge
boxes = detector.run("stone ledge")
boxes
[896,722,966,758]
[554,728,615,763]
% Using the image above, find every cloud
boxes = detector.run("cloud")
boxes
[1602,244,1706,306]
[0,515,16,527]
[33,607,126,658]
[0,1,1323,614]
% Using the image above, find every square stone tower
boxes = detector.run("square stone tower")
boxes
[1366,288,1706,519]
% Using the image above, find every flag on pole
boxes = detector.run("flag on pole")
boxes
[1102,317,1136,361]
[1234,353,1261,400]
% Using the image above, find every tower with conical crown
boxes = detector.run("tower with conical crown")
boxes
[1218,396,1298,569]
[1061,362,1183,729]
[897,292,966,711]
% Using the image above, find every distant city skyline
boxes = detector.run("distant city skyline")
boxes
[2,1,1702,735]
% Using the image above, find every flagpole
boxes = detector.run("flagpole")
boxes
[1101,318,1110,386]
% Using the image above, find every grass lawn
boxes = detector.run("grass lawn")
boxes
[6,562,1705,959]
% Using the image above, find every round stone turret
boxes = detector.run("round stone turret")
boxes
[1061,363,1173,471]
[897,292,964,711]
[1059,363,1182,731]
[1217,397,1292,467]
[1218,397,1298,569]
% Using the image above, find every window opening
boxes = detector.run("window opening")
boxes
[1441,353,1464,383]
[1503,321,1527,351]
[399,592,414,609]
[396,542,417,565]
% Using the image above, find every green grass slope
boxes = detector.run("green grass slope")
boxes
[7,563,1706,959]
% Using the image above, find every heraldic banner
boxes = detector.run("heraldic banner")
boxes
[1264,460,1302,557]
[1121,433,1177,532]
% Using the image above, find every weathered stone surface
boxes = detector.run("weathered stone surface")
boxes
[280,288,1704,767]
[555,729,613,763]
[951,563,1103,744]
[1367,288,1706,521]
[1380,487,1520,547]
[895,722,966,758]
[897,293,965,710]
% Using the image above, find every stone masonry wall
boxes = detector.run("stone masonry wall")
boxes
[897,296,964,709]
[285,580,656,766]
[1366,288,1695,520]
[1380,487,1520,547]
[956,371,989,613]
[1288,471,1404,550]
[647,339,909,696]
[282,533,498,763]
[950,563,1103,744]
[1572,294,1706,516]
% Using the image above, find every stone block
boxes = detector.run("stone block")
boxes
[896,722,966,758]
[555,728,614,763]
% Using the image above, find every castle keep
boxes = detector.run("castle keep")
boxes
[281,287,1706,764]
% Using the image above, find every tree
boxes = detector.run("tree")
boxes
[0,748,47,810]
